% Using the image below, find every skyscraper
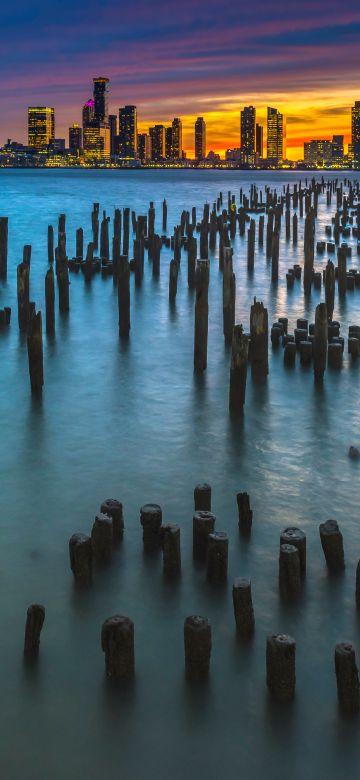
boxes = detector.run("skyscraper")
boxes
[69,123,82,154]
[93,77,109,122]
[138,133,151,164]
[352,101,360,169]
[240,106,256,163]
[267,107,286,165]
[109,114,117,156]
[82,99,95,129]
[149,125,165,161]
[83,125,110,160]
[171,118,182,160]
[118,106,138,158]
[28,107,55,151]
[256,123,264,158]
[331,135,344,166]
[195,117,206,161]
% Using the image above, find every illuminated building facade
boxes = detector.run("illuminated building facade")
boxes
[195,117,206,161]
[304,140,332,167]
[352,101,360,168]
[331,135,344,165]
[118,106,137,158]
[83,124,110,160]
[240,106,256,164]
[69,123,82,153]
[93,77,109,122]
[28,107,55,151]
[138,133,151,163]
[256,123,264,158]
[82,99,95,129]
[165,127,173,159]
[171,118,182,159]
[149,125,165,161]
[267,107,286,165]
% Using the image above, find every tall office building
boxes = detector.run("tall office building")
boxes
[138,133,151,163]
[165,127,173,159]
[256,124,264,158]
[240,106,256,163]
[83,125,110,160]
[195,117,206,161]
[118,106,137,158]
[351,101,360,168]
[171,118,182,160]
[109,114,117,156]
[69,123,82,153]
[82,99,95,129]
[267,107,286,165]
[93,77,109,122]
[149,125,165,161]
[304,140,332,167]
[331,135,344,165]
[28,107,55,151]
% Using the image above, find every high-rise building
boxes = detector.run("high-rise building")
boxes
[351,101,360,169]
[83,125,110,161]
[118,106,137,158]
[195,117,206,161]
[240,106,256,163]
[82,99,95,129]
[28,107,55,151]
[93,77,109,122]
[331,135,344,166]
[138,133,151,164]
[109,114,117,156]
[267,107,286,165]
[171,118,182,160]
[69,123,82,153]
[256,124,264,158]
[149,125,165,161]
[165,127,173,159]
[304,140,332,167]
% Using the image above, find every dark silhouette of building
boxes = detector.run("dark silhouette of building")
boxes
[267,107,286,165]
[118,106,137,158]
[171,118,182,160]
[69,123,82,153]
[332,135,344,165]
[28,107,55,151]
[138,133,151,163]
[195,117,206,161]
[240,106,256,164]
[165,126,173,159]
[109,114,117,156]
[82,99,95,129]
[149,125,165,161]
[256,123,264,158]
[93,77,109,122]
[352,101,360,169]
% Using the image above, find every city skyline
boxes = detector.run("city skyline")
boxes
[1,0,360,159]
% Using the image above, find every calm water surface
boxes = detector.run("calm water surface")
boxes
[0,170,359,779]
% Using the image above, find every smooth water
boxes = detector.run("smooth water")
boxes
[0,170,359,780]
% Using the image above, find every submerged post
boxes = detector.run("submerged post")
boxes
[27,310,44,394]
[194,259,210,372]
[0,217,8,279]
[229,325,248,413]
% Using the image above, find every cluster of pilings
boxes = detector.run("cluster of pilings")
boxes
[22,481,359,710]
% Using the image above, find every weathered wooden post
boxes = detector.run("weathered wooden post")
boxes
[303,209,314,294]
[58,265,70,313]
[266,634,296,701]
[91,514,113,562]
[0,217,8,279]
[17,262,30,332]
[47,225,54,264]
[45,267,55,335]
[76,228,83,260]
[338,246,347,297]
[140,504,162,551]
[100,499,124,543]
[206,532,228,583]
[27,310,43,394]
[247,219,255,271]
[112,235,120,279]
[271,230,279,282]
[325,260,335,322]
[169,259,178,302]
[184,616,211,680]
[134,238,144,286]
[229,326,248,414]
[292,213,298,244]
[250,298,268,381]
[280,528,306,576]
[92,203,99,250]
[23,245,32,267]
[152,235,161,277]
[194,483,211,511]
[285,209,291,240]
[279,544,301,599]
[161,524,181,577]
[266,209,274,258]
[123,208,130,256]
[100,213,110,261]
[162,199,167,232]
[24,604,45,658]
[118,255,130,338]
[232,578,255,637]
[313,302,327,381]
[101,616,135,680]
[194,259,210,372]
[319,519,345,571]
[258,215,264,247]
[193,511,216,561]
[236,491,252,533]
[114,208,122,248]
[187,236,197,288]
[223,248,235,342]
[334,643,360,714]
[356,561,360,610]
[69,533,92,584]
